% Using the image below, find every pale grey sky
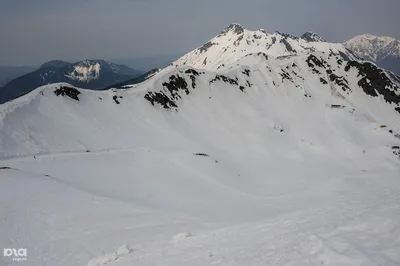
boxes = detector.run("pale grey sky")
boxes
[0,0,399,65]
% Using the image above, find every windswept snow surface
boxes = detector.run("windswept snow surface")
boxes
[1,144,400,266]
[1,24,400,266]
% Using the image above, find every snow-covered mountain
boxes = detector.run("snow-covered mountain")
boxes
[0,60,141,104]
[1,24,400,266]
[345,34,400,74]
[172,24,346,71]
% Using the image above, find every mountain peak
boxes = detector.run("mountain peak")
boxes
[220,23,245,35]
[173,23,352,71]
[344,34,399,64]
[347,34,395,44]
[301,31,326,42]
[355,33,377,40]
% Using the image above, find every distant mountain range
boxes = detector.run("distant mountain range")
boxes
[0,60,141,104]
[344,34,400,74]
[2,33,399,105]
[111,54,182,72]
[0,66,37,87]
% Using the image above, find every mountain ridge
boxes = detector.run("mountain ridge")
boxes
[0,59,141,104]
[344,34,400,74]
[171,23,352,71]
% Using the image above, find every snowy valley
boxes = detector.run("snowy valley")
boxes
[1,24,400,266]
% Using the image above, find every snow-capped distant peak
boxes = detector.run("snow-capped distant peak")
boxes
[301,31,326,42]
[352,34,394,43]
[344,34,400,61]
[65,61,101,83]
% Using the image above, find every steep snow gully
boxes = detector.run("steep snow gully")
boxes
[1,24,400,266]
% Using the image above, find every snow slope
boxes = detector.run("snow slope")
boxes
[2,151,400,266]
[1,24,400,266]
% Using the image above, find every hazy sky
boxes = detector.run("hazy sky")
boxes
[0,0,399,65]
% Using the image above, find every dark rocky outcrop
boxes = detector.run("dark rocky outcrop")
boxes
[194,153,209,157]
[185,69,201,89]
[199,41,216,53]
[144,91,177,109]
[162,75,189,97]
[54,86,81,101]
[112,95,120,104]
[306,54,351,93]
[209,74,245,93]
[306,55,326,68]
[329,73,351,93]
[281,38,296,53]
[244,52,269,61]
[331,105,345,109]
[144,74,190,109]
[280,70,293,82]
[184,69,200,76]
[345,61,400,111]
[393,146,400,157]
[301,32,326,42]
[277,32,299,40]
[210,75,239,86]
[234,35,244,47]
[220,23,245,36]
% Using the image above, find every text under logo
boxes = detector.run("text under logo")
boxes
[3,248,27,262]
